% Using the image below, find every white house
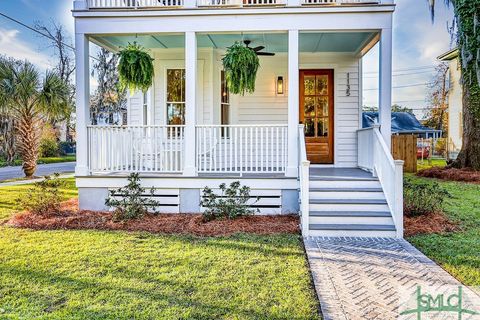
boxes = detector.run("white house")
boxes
[438,48,463,160]
[72,0,403,238]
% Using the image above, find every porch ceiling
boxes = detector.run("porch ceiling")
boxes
[91,31,378,54]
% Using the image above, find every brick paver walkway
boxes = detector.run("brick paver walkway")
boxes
[305,237,480,320]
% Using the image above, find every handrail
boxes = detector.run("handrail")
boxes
[298,124,310,237]
[370,126,404,238]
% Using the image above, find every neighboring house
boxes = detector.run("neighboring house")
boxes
[438,48,463,160]
[73,0,402,238]
[363,112,442,139]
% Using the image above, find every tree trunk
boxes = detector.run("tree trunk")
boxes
[16,114,41,178]
[452,84,480,170]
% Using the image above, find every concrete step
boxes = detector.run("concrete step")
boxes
[309,180,382,189]
[308,229,397,238]
[309,190,385,200]
[310,199,388,205]
[309,202,390,212]
[310,211,392,217]
[309,176,378,181]
[310,224,396,231]
[309,188,384,192]
[309,215,394,225]
[308,224,397,238]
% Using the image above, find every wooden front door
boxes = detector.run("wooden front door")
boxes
[300,70,334,164]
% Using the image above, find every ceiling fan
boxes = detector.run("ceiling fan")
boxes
[244,40,275,56]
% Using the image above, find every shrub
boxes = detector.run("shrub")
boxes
[200,181,259,222]
[403,177,451,217]
[17,173,65,216]
[39,126,60,157]
[39,138,59,157]
[105,173,160,220]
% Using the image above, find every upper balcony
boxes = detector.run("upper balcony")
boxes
[81,0,390,10]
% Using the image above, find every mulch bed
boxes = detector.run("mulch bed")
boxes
[7,199,300,237]
[417,167,480,184]
[404,211,459,237]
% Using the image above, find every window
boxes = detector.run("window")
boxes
[221,70,230,137]
[143,91,149,126]
[166,69,185,125]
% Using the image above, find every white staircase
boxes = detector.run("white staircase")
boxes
[304,170,397,238]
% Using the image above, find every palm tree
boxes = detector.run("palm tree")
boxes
[428,0,480,169]
[0,59,70,177]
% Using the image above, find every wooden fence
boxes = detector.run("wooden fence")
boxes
[391,134,417,173]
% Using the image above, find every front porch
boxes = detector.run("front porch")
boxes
[78,29,393,177]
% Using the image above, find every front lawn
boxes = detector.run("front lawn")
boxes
[407,176,480,287]
[0,180,319,319]
[417,158,447,171]
[0,156,76,168]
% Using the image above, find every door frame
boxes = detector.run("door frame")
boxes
[299,69,335,164]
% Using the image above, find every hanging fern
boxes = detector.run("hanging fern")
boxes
[222,42,260,95]
[118,43,154,93]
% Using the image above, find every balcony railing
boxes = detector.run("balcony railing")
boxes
[87,0,184,9]
[197,0,285,6]
[86,0,380,9]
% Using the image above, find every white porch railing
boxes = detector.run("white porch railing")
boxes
[301,0,379,4]
[87,0,184,8]
[357,125,404,238]
[86,0,380,8]
[87,125,185,173]
[298,125,310,237]
[196,125,288,174]
[197,0,285,6]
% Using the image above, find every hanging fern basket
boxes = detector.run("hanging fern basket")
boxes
[118,43,154,93]
[222,42,260,95]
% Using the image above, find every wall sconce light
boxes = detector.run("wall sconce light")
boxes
[276,76,284,95]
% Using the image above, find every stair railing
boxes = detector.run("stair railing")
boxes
[298,125,310,237]
[358,124,404,238]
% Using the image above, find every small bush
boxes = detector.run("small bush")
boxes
[404,177,451,217]
[17,173,65,216]
[200,181,259,222]
[105,173,160,220]
[39,138,59,157]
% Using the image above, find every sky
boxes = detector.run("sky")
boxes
[0,0,454,118]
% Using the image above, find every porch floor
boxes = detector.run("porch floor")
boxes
[309,167,374,180]
[89,167,371,179]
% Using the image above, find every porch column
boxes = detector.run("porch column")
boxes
[379,28,393,149]
[75,33,90,176]
[286,29,299,177]
[184,31,197,176]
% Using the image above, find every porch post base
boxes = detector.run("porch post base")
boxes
[183,166,197,177]
[75,165,89,176]
[285,166,298,178]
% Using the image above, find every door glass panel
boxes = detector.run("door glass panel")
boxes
[304,118,314,137]
[316,75,328,95]
[304,76,315,96]
[304,97,315,118]
[317,96,329,117]
[317,118,329,137]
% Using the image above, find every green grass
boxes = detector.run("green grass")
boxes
[0,156,76,168]
[407,175,480,287]
[0,178,77,222]
[417,158,447,171]
[0,180,319,319]
[37,156,76,165]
